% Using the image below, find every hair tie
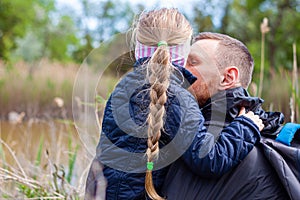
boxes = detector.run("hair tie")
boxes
[147,162,154,171]
[157,41,168,47]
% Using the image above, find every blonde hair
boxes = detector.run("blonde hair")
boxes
[133,8,192,199]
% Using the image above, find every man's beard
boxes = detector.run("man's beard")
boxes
[190,83,212,107]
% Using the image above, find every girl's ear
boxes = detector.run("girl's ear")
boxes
[219,66,240,90]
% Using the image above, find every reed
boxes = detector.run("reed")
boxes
[0,59,119,120]
[0,120,88,199]
[0,59,78,119]
[35,135,44,167]
[291,42,299,122]
[258,17,270,97]
[67,128,80,184]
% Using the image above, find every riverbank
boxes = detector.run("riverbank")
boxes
[0,59,119,122]
[0,59,298,122]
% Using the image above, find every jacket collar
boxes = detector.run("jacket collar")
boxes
[201,87,264,125]
[201,87,284,136]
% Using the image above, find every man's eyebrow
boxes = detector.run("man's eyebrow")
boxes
[188,53,198,58]
[188,53,202,61]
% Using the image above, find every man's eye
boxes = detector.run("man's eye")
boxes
[190,60,198,65]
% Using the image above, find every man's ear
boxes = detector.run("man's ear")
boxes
[219,66,239,89]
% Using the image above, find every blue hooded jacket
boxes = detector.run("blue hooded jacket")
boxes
[92,59,261,200]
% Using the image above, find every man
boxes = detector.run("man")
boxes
[162,32,300,199]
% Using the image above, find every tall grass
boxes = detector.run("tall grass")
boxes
[0,59,120,120]
[0,57,121,198]
[0,120,90,199]
[0,59,78,119]
[254,17,299,122]
[258,17,270,97]
[291,43,299,122]
[67,128,80,184]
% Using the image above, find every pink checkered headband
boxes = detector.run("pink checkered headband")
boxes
[134,40,191,67]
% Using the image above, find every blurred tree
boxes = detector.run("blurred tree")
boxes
[46,15,79,61]
[192,6,214,32]
[224,0,300,75]
[0,0,36,60]
[71,0,96,63]
[190,0,231,33]
[1,0,79,63]
[72,0,136,63]
[13,31,43,62]
[190,0,300,118]
[2,0,79,79]
[13,12,78,61]
[191,0,300,74]
[96,0,135,43]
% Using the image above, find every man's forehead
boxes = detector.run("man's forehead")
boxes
[192,39,218,50]
[189,39,219,58]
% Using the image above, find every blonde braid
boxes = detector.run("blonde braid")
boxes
[133,8,193,200]
[145,44,170,200]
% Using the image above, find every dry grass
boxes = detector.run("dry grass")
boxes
[0,120,92,199]
[254,67,300,122]
[0,59,120,121]
[0,59,78,119]
[0,58,119,198]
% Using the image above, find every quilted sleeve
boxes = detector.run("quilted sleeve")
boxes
[182,115,261,178]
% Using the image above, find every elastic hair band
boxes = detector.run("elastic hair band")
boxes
[157,41,168,47]
[147,161,154,171]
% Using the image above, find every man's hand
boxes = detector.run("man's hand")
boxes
[238,107,264,131]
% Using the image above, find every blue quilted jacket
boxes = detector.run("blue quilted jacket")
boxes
[95,58,261,200]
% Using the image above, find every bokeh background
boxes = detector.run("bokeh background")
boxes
[0,0,299,198]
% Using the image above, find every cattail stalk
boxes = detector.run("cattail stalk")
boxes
[258,17,270,97]
[291,43,298,122]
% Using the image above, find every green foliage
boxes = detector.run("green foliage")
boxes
[16,163,81,198]
[0,142,6,168]
[95,94,107,106]
[67,144,79,184]
[0,0,36,60]
[1,0,79,62]
[92,0,135,42]
[35,135,44,167]
[223,0,300,71]
[67,129,79,184]
[192,7,214,32]
[46,16,79,62]
[2,0,298,68]
[13,31,44,62]
[71,0,136,63]
[46,78,55,90]
[18,183,50,198]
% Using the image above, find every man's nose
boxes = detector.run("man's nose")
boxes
[185,62,191,69]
